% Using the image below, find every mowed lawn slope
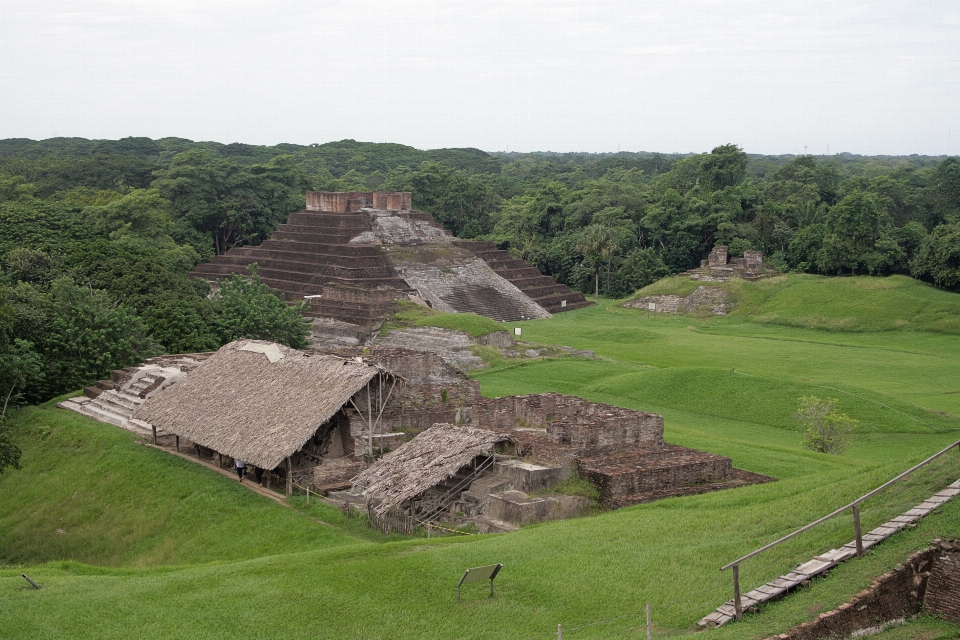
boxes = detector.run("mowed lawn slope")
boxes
[0,404,381,568]
[2,275,960,639]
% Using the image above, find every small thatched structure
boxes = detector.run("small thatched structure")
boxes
[353,423,515,516]
[135,340,400,470]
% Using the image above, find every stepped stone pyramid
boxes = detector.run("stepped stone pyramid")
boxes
[191,191,591,343]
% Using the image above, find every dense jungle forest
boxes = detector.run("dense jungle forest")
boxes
[1,136,959,466]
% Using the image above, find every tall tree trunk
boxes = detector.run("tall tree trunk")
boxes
[606,257,612,295]
[594,268,599,297]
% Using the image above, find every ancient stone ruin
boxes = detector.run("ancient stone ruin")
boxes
[190,191,592,346]
[682,245,776,282]
[339,389,774,534]
[755,539,960,638]
[60,344,772,535]
[625,245,778,316]
[625,285,730,315]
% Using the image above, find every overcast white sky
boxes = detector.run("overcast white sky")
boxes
[1,0,958,155]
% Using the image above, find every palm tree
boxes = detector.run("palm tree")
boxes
[576,224,618,297]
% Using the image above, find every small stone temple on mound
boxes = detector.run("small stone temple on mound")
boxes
[134,340,403,495]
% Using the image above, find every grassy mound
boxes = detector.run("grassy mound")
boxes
[382,300,504,337]
[481,362,958,435]
[628,274,960,334]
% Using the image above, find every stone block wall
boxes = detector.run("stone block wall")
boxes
[372,191,412,210]
[306,191,412,212]
[576,445,733,506]
[306,191,368,212]
[708,245,729,267]
[326,347,481,450]
[470,393,664,454]
[925,541,960,624]
[744,250,763,268]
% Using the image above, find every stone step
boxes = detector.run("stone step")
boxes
[89,397,137,418]
[259,237,384,257]
[70,401,131,428]
[474,515,519,534]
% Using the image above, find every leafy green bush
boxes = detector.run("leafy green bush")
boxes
[210,266,311,349]
[795,396,857,454]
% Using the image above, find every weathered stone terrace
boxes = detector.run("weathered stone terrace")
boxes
[191,192,592,328]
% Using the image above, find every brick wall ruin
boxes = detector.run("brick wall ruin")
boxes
[708,245,729,267]
[925,540,960,624]
[312,347,481,453]
[469,393,664,455]
[765,540,960,639]
[576,445,733,507]
[683,245,775,282]
[306,191,412,212]
[192,190,590,330]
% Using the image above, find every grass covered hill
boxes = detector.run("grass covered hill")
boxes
[2,275,960,639]
[630,274,960,334]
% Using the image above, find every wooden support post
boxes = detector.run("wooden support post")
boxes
[175,435,179,452]
[646,602,652,640]
[557,624,562,640]
[367,381,373,457]
[152,425,157,446]
[285,457,292,497]
[733,563,743,621]
[266,470,271,490]
[852,503,864,558]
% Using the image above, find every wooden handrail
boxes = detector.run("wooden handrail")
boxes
[720,438,960,621]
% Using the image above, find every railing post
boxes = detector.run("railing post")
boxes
[732,563,743,621]
[852,503,864,558]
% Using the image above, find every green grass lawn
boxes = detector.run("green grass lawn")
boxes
[381,299,505,337]
[2,276,960,639]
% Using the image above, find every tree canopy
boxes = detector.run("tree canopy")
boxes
[1,136,959,413]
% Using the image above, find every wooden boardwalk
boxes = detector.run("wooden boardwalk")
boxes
[699,478,960,628]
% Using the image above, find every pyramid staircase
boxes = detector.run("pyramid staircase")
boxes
[190,202,592,331]
[452,241,592,314]
[57,355,209,437]
[191,210,413,327]
[60,370,165,437]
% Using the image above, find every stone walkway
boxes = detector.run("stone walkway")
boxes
[699,478,960,628]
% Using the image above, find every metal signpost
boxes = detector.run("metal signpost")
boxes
[457,563,503,602]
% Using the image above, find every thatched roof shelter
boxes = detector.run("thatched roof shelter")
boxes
[135,340,400,470]
[353,423,514,516]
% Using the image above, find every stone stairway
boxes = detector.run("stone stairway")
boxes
[698,477,960,628]
[191,210,414,327]
[58,369,172,436]
[438,283,538,322]
[453,241,593,314]
[57,355,207,438]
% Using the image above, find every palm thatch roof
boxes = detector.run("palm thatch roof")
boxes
[134,340,399,470]
[352,423,514,515]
